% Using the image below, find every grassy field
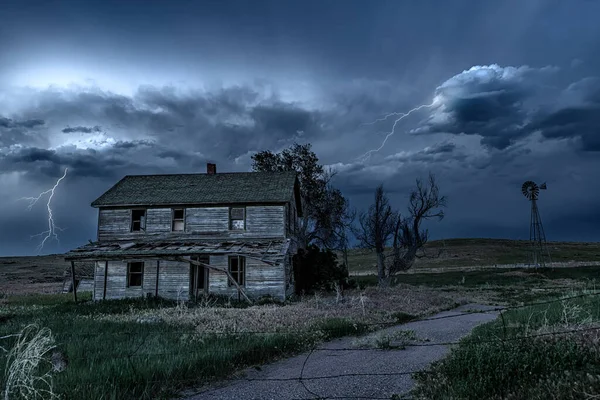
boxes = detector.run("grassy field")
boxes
[0,254,66,295]
[413,292,600,399]
[345,238,600,274]
[2,238,600,398]
[0,285,458,399]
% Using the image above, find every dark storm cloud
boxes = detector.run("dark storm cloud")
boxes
[526,77,600,151]
[532,106,600,151]
[0,139,170,182]
[111,139,155,150]
[409,65,600,152]
[418,65,556,150]
[0,117,46,148]
[384,141,464,164]
[0,146,117,179]
[250,103,316,137]
[61,125,102,133]
[5,84,326,165]
[0,117,45,129]
[424,142,456,154]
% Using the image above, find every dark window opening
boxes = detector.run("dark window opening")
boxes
[228,256,245,286]
[229,207,245,230]
[190,255,209,300]
[131,209,146,232]
[172,208,185,231]
[127,262,144,287]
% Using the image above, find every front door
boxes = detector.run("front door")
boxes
[190,255,209,300]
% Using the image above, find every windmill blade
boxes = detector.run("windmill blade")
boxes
[522,181,539,199]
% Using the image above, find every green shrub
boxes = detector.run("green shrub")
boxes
[293,245,353,293]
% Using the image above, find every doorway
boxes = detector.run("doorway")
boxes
[190,255,209,300]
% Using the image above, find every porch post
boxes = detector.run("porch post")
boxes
[70,261,78,304]
[103,260,108,300]
[155,260,160,298]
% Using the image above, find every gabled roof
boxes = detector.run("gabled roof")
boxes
[91,171,302,215]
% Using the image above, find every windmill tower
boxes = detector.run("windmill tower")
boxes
[521,181,551,268]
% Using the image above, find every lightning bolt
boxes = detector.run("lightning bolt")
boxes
[19,168,68,253]
[358,96,441,162]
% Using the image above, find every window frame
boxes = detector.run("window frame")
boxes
[130,209,147,232]
[127,261,144,288]
[171,208,186,232]
[229,207,246,231]
[228,256,246,287]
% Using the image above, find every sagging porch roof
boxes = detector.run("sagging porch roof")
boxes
[64,239,291,263]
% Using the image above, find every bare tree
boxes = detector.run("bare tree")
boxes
[352,185,400,287]
[388,172,447,275]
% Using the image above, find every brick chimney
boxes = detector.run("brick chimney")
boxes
[207,163,216,175]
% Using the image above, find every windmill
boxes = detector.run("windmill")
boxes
[521,181,551,268]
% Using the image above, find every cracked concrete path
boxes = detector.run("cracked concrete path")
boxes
[184,304,500,400]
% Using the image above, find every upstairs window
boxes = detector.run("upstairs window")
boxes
[172,208,185,231]
[131,209,146,232]
[229,207,245,230]
[228,256,246,286]
[127,262,144,287]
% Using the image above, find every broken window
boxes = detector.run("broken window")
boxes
[172,208,185,231]
[228,256,245,286]
[229,207,245,230]
[127,262,144,287]
[131,209,146,232]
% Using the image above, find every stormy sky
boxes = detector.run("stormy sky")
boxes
[1,0,600,256]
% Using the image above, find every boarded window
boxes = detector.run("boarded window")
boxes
[127,262,144,287]
[229,207,245,230]
[228,256,245,286]
[131,209,146,232]
[172,208,185,231]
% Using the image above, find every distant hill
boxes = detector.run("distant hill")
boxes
[344,238,600,273]
[0,254,67,295]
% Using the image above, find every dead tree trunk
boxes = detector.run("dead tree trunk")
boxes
[376,251,388,287]
[70,261,78,304]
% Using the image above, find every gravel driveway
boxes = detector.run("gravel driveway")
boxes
[184,304,500,400]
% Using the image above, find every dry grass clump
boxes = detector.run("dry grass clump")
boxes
[86,285,457,334]
[352,329,419,350]
[2,324,58,400]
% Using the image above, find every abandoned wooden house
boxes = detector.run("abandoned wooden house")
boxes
[64,163,303,302]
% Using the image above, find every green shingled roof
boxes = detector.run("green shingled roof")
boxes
[91,171,301,210]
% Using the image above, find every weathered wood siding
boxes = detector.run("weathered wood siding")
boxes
[156,260,189,299]
[208,255,286,300]
[97,205,285,241]
[92,256,287,301]
[93,259,190,301]
[285,194,300,243]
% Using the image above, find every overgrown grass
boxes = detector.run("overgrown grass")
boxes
[0,286,456,399]
[345,239,600,273]
[0,300,313,399]
[3,292,93,307]
[354,265,600,289]
[412,292,600,399]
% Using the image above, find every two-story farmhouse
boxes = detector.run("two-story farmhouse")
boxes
[64,164,302,302]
